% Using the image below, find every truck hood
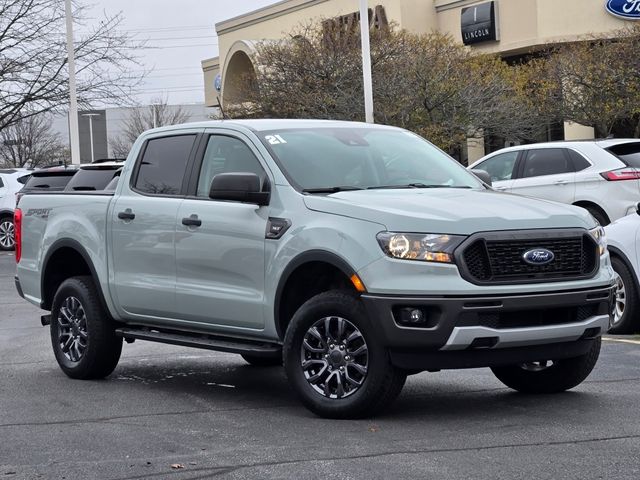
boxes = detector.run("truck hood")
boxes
[303,188,595,234]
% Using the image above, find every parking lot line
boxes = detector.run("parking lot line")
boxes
[602,336,640,345]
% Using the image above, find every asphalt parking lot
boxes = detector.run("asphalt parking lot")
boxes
[1,254,639,480]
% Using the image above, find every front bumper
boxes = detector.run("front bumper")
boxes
[361,284,614,369]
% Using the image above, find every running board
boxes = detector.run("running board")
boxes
[115,328,281,357]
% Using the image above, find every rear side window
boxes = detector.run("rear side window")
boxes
[24,174,74,189]
[521,149,572,178]
[134,135,196,195]
[606,142,640,168]
[476,151,518,182]
[568,150,591,171]
[64,168,119,191]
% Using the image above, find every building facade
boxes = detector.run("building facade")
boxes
[201,0,636,160]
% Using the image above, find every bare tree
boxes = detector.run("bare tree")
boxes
[109,98,190,158]
[0,113,68,168]
[0,0,145,132]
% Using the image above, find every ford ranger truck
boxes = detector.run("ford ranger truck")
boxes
[14,120,615,419]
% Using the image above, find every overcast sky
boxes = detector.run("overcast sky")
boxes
[83,0,279,106]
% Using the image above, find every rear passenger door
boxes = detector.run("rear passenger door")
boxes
[174,130,270,330]
[511,148,576,204]
[473,151,520,192]
[110,132,199,321]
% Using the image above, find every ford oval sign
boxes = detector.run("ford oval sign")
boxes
[522,248,555,266]
[606,0,640,19]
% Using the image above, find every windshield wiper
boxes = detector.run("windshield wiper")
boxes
[302,186,363,194]
[367,183,472,190]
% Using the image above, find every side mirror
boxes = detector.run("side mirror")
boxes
[636,201,640,216]
[209,172,270,206]
[471,169,492,187]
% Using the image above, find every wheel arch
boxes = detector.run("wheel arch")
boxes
[607,245,640,295]
[0,209,14,219]
[274,250,358,340]
[41,239,109,315]
[573,200,611,225]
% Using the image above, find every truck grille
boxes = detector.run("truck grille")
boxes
[458,230,599,284]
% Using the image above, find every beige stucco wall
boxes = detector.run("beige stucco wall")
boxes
[201,57,220,107]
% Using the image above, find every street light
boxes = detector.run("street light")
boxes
[65,0,81,164]
[82,113,100,163]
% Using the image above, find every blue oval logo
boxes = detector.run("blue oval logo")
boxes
[523,248,555,265]
[606,0,640,19]
[214,73,222,92]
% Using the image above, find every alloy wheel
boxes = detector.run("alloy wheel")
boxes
[0,220,14,249]
[613,271,626,327]
[520,360,555,372]
[300,316,369,399]
[56,296,89,362]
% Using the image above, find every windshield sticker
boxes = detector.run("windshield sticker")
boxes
[265,134,287,145]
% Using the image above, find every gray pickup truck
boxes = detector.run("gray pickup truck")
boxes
[15,120,615,418]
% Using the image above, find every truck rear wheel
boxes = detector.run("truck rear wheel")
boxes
[490,338,601,393]
[283,290,406,419]
[50,276,122,379]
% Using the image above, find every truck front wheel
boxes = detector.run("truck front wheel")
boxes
[50,276,122,379]
[283,290,406,419]
[490,338,601,393]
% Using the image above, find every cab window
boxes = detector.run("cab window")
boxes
[477,152,518,182]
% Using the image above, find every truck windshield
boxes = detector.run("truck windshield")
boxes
[259,128,482,191]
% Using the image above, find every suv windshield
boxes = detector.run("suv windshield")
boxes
[259,128,482,191]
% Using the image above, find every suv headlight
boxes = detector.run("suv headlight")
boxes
[376,232,465,263]
[589,226,607,256]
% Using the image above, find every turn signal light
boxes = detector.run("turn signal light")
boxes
[14,208,21,263]
[600,168,640,181]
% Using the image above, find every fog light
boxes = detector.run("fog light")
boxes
[410,309,424,323]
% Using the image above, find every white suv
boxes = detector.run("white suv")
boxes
[469,140,640,225]
[0,168,31,250]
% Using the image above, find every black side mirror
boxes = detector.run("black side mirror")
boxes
[636,201,640,216]
[471,169,492,187]
[209,172,270,206]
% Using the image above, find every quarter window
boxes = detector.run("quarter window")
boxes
[196,135,265,198]
[522,149,572,178]
[134,135,196,195]
[476,152,518,182]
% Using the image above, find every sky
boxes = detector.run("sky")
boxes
[81,0,279,106]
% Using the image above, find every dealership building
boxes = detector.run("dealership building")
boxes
[202,0,634,161]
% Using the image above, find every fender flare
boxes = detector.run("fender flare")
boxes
[273,249,357,339]
[41,238,109,313]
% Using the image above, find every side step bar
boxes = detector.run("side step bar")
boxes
[115,327,281,357]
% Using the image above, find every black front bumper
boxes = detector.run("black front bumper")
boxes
[361,284,614,370]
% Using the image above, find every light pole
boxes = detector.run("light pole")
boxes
[82,113,100,163]
[64,0,81,164]
[359,0,374,123]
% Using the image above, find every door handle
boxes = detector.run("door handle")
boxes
[182,215,202,227]
[117,209,135,220]
[553,180,569,185]
[494,186,508,191]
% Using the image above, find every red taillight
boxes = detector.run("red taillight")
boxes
[14,208,21,263]
[600,168,640,181]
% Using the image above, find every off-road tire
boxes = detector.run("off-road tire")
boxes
[51,276,122,379]
[491,337,601,393]
[283,290,406,419]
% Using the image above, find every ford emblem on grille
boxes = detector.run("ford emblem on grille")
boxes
[522,248,555,265]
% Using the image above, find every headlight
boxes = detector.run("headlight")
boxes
[376,232,465,263]
[589,226,607,256]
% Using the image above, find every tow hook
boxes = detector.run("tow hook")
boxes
[40,314,51,326]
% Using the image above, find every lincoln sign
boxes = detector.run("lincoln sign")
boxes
[461,1,499,45]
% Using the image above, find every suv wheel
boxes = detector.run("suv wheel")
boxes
[490,337,601,393]
[609,256,639,334]
[0,216,15,251]
[283,290,406,419]
[51,276,122,379]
